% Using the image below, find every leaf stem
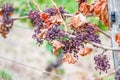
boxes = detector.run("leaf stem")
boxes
[32,0,42,12]
[98,28,111,39]
[12,16,29,20]
[88,41,120,51]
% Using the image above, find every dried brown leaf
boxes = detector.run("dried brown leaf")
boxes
[62,53,77,64]
[51,40,64,54]
[70,12,88,30]
[79,47,93,56]
[115,33,120,47]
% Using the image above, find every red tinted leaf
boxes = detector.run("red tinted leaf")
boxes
[115,33,120,47]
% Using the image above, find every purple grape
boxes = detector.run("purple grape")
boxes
[115,75,120,80]
[94,54,110,73]
[45,7,67,16]
[46,24,67,40]
[85,25,101,44]
[0,3,14,38]
[28,10,43,28]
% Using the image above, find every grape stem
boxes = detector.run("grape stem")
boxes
[88,41,120,51]
[98,28,111,39]
[95,66,120,80]
[12,13,73,21]
[101,49,107,55]
[50,0,68,32]
[64,13,74,17]
[26,0,32,10]
[31,0,42,12]
[12,16,29,20]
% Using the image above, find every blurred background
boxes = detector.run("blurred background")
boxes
[0,0,115,80]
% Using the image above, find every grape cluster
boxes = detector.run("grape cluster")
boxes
[62,35,82,54]
[0,3,14,38]
[94,54,110,73]
[61,23,100,58]
[46,24,67,41]
[62,38,81,59]
[85,25,101,44]
[115,75,120,80]
[45,7,67,16]
[28,10,44,45]
[28,10,43,29]
[32,27,44,45]
[73,24,101,44]
[32,23,68,45]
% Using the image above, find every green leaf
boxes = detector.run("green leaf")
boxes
[59,68,65,74]
[88,17,108,31]
[45,41,53,53]
[103,75,115,80]
[0,69,13,80]
[88,0,94,4]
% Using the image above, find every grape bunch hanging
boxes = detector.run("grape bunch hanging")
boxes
[0,3,14,38]
[1,0,120,75]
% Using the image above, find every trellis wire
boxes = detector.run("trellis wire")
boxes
[0,55,70,80]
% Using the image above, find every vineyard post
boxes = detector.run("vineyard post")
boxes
[108,0,120,76]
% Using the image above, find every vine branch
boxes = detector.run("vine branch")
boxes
[64,31,120,51]
[12,16,29,20]
[88,41,120,51]
[98,28,111,39]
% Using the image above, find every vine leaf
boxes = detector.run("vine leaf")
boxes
[36,29,47,39]
[51,40,64,54]
[79,0,110,29]
[40,13,49,21]
[79,47,93,56]
[70,12,87,30]
[79,2,91,15]
[115,33,120,47]
[62,53,77,64]
[93,0,109,29]
[45,13,62,29]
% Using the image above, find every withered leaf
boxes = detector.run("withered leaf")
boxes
[79,47,93,56]
[93,0,110,29]
[79,2,91,15]
[62,53,77,64]
[40,12,49,21]
[115,33,120,47]
[45,14,62,29]
[70,12,88,30]
[51,40,64,54]
[36,29,47,39]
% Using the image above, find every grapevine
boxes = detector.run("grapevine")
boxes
[0,0,120,79]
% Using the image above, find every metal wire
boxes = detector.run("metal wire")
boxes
[0,55,70,80]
